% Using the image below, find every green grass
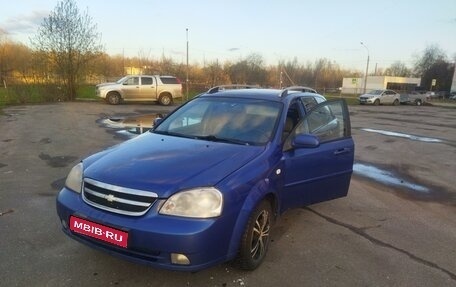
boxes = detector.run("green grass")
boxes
[76,85,97,100]
[75,84,102,102]
[0,85,48,106]
[324,93,359,105]
[0,84,100,108]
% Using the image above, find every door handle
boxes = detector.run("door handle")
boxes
[334,148,351,155]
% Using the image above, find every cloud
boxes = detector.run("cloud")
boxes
[228,47,240,52]
[0,10,49,35]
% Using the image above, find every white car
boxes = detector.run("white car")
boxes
[359,89,400,106]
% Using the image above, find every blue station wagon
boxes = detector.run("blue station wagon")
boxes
[56,86,354,271]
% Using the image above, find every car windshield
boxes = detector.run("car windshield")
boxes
[367,90,383,95]
[116,76,129,84]
[154,97,282,145]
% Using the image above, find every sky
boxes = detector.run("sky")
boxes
[0,0,455,72]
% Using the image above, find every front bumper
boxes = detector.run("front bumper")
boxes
[359,97,375,104]
[56,187,235,271]
[95,88,105,99]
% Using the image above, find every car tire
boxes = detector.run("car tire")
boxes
[393,99,399,106]
[415,99,422,106]
[374,99,380,106]
[237,200,272,270]
[159,93,172,106]
[107,92,121,105]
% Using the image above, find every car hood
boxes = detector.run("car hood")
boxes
[83,133,265,197]
[96,82,117,88]
[359,94,374,98]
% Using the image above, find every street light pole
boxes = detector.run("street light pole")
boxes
[186,28,189,101]
[360,42,370,94]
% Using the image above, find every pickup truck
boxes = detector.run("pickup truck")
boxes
[400,91,428,106]
[96,75,182,105]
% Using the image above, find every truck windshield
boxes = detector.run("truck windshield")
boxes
[116,76,129,84]
[154,97,281,145]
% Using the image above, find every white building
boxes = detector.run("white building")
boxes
[341,76,421,94]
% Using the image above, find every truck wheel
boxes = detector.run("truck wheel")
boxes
[237,200,272,270]
[374,99,380,106]
[415,99,422,106]
[159,94,172,106]
[393,99,399,106]
[107,92,121,105]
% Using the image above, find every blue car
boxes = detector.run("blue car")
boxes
[56,86,354,271]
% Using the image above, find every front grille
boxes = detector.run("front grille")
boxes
[82,178,158,216]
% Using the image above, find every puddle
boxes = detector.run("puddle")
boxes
[39,153,78,168]
[99,113,163,139]
[353,163,430,193]
[361,128,443,143]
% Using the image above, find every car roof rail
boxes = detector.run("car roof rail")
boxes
[207,84,260,94]
[279,86,317,97]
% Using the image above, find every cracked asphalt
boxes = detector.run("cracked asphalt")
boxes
[0,102,455,286]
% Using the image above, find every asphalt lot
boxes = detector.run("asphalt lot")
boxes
[0,102,455,286]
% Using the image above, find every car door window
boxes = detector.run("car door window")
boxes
[141,77,153,85]
[285,99,350,148]
[282,100,304,142]
[125,77,139,85]
[301,96,318,112]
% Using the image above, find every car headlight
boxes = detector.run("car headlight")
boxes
[159,188,223,218]
[65,163,83,193]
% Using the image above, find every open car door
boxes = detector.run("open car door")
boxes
[281,99,354,211]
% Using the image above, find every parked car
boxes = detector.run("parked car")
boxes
[56,86,354,271]
[400,91,428,106]
[96,75,182,105]
[424,91,437,99]
[358,89,400,106]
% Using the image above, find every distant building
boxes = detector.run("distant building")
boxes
[341,76,421,94]
[124,66,143,75]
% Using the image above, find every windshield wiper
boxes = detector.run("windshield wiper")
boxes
[153,130,193,139]
[195,135,249,145]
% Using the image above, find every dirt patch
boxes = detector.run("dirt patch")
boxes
[39,153,78,168]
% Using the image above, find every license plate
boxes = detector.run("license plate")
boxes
[69,216,128,248]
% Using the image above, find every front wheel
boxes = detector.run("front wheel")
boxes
[393,99,399,106]
[107,92,121,105]
[374,99,380,106]
[237,200,272,270]
[415,99,422,106]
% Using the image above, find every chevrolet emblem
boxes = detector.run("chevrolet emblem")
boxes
[105,194,116,202]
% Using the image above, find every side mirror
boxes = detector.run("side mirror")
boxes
[292,134,320,148]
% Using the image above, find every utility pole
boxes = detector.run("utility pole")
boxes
[186,28,189,101]
[360,42,370,94]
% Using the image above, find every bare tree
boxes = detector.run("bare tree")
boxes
[31,0,102,100]
[384,61,411,77]
[413,44,447,77]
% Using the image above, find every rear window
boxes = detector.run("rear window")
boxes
[160,77,180,84]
